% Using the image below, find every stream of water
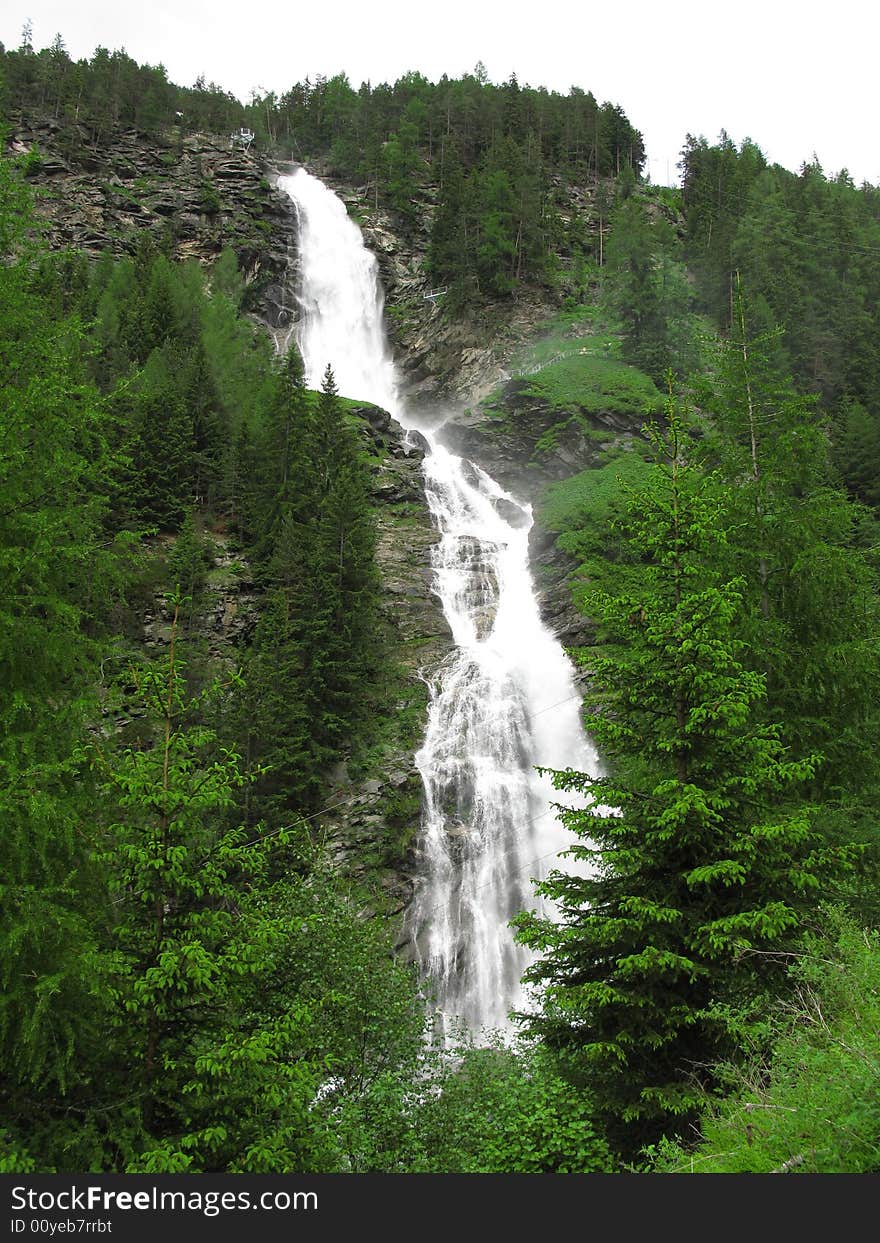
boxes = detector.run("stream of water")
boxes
[279,167,599,1036]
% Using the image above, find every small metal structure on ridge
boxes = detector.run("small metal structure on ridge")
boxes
[230,127,255,152]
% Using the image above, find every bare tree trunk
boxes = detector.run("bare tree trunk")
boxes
[736,272,770,619]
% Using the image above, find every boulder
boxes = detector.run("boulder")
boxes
[493,497,531,529]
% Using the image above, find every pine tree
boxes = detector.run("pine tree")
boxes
[474,166,517,297]
[94,602,324,1170]
[167,510,211,635]
[0,147,114,1157]
[123,345,195,528]
[428,140,473,301]
[605,198,692,380]
[515,398,855,1159]
[700,287,880,794]
[242,366,381,819]
[242,534,333,818]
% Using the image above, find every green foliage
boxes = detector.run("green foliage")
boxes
[832,399,880,508]
[208,248,245,306]
[605,197,695,379]
[84,608,424,1174]
[0,146,115,1118]
[650,910,880,1173]
[516,399,857,1159]
[0,141,416,1173]
[525,353,663,420]
[238,363,384,823]
[199,179,221,216]
[680,134,880,508]
[119,345,195,528]
[679,131,767,327]
[0,40,248,141]
[698,293,880,796]
[94,614,290,1154]
[540,447,653,559]
[167,511,212,632]
[381,119,423,224]
[412,1040,611,1173]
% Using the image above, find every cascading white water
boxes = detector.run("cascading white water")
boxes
[279,167,599,1037]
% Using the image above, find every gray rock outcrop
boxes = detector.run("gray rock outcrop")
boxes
[10,120,297,322]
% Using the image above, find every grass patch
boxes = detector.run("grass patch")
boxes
[526,354,663,420]
[540,445,652,536]
[507,304,619,374]
[538,445,656,607]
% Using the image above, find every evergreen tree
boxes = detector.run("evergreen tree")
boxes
[428,140,474,301]
[256,346,315,541]
[122,345,195,528]
[0,147,114,1161]
[474,166,518,297]
[242,534,333,818]
[167,510,212,635]
[241,365,381,821]
[699,288,880,795]
[833,399,880,509]
[605,198,693,379]
[515,400,855,1159]
[94,604,327,1171]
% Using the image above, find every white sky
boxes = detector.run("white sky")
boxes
[2,0,878,186]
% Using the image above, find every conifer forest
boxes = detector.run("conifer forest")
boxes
[2,31,880,1179]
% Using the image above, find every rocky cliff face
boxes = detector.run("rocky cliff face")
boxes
[301,168,629,654]
[437,378,644,650]
[440,381,619,498]
[320,406,452,911]
[135,402,451,911]
[10,118,297,322]
[297,169,618,656]
[9,123,455,901]
[317,168,605,407]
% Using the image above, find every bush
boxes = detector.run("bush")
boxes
[413,1039,612,1173]
[650,910,880,1174]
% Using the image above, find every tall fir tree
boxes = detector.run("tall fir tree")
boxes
[699,285,880,799]
[515,399,855,1159]
[0,145,114,1163]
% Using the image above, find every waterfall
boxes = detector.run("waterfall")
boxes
[278,167,599,1038]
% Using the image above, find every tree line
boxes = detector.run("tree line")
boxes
[1,32,644,308]
[0,139,423,1171]
[1,124,615,1175]
[679,132,880,509]
[521,277,880,1164]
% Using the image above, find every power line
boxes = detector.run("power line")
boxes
[682,179,880,263]
[241,678,592,851]
[110,675,596,904]
[405,801,598,930]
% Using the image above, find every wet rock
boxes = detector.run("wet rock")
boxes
[493,497,530,528]
[404,429,431,456]
[354,402,391,433]
[458,459,482,489]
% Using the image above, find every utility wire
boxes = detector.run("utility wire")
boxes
[241,678,593,850]
[404,801,599,931]
[682,181,880,261]
[110,675,597,904]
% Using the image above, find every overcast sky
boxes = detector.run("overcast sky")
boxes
[2,0,877,186]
